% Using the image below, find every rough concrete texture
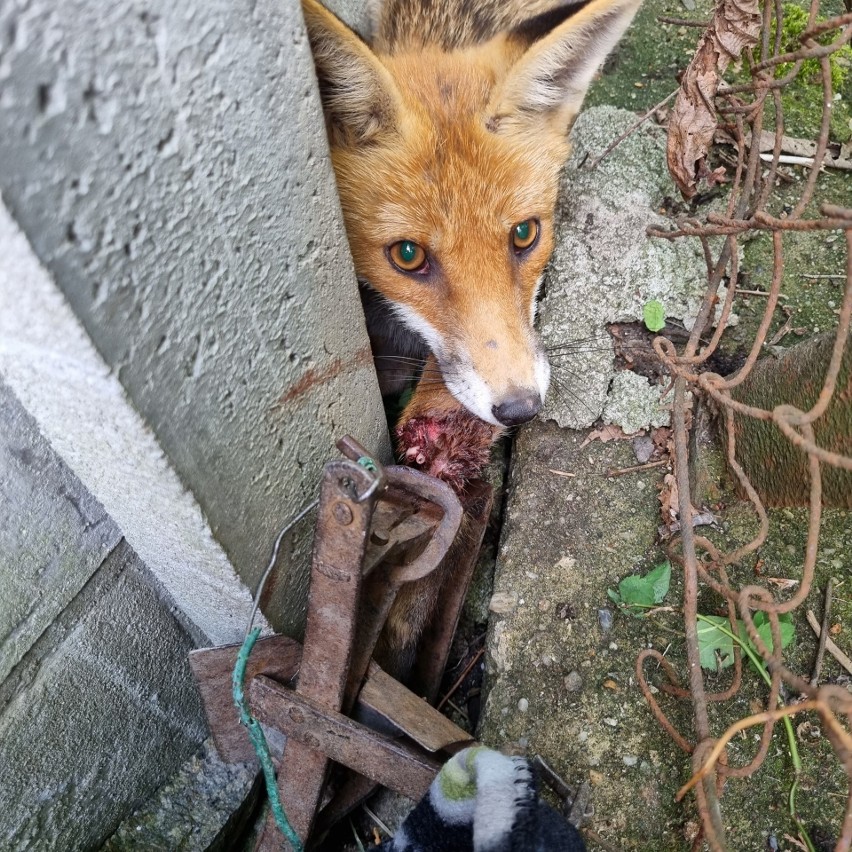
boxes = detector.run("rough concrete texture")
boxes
[539,106,717,430]
[0,0,389,635]
[103,739,260,852]
[0,382,207,851]
[0,379,119,685]
[601,372,682,436]
[0,199,263,647]
[324,0,372,36]
[479,422,686,847]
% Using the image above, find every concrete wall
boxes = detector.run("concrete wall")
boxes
[0,380,208,851]
[0,0,386,843]
[0,0,387,635]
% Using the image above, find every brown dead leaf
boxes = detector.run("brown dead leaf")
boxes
[651,426,672,449]
[589,770,605,786]
[580,424,638,447]
[666,0,762,197]
[602,679,619,691]
[831,622,843,636]
[657,471,707,535]
[658,472,679,523]
[766,577,800,590]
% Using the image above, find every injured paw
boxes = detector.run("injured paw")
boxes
[396,409,501,493]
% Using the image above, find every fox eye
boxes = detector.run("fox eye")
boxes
[388,240,428,273]
[512,219,539,253]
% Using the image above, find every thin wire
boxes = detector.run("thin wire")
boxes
[245,499,320,641]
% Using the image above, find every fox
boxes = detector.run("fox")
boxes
[302,0,641,677]
[302,0,641,428]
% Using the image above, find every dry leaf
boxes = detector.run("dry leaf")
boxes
[603,679,620,691]
[666,0,762,197]
[658,472,679,522]
[581,424,637,447]
[766,577,800,590]
[651,426,672,449]
[831,622,843,636]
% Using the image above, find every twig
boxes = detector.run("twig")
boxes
[811,579,835,686]
[444,698,470,722]
[783,834,809,852]
[607,459,668,476]
[768,312,795,346]
[736,288,771,296]
[657,15,711,26]
[806,609,852,675]
[584,828,627,852]
[362,805,393,839]
[437,647,484,711]
[585,89,679,170]
[802,273,845,280]
[532,754,574,804]
[549,468,576,477]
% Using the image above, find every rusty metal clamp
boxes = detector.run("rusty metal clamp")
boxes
[337,435,387,503]
[383,466,463,583]
[189,435,492,852]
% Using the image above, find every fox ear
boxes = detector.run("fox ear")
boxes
[487,0,641,137]
[301,0,400,147]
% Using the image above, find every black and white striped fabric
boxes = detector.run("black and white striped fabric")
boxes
[380,747,586,852]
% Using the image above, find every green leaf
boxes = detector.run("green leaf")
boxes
[643,300,666,333]
[738,612,795,669]
[645,561,671,603]
[697,615,736,670]
[618,576,656,610]
[610,561,672,616]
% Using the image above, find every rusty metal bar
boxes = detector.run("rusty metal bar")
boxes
[250,675,441,802]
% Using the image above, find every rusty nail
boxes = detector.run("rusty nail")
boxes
[333,502,353,525]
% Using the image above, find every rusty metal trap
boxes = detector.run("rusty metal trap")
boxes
[189,436,493,850]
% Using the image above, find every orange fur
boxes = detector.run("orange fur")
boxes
[302,0,640,429]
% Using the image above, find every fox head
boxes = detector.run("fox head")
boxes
[302,0,641,426]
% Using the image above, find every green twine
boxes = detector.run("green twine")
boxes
[233,627,304,852]
[356,455,378,473]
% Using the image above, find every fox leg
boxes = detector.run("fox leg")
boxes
[377,357,501,682]
[395,355,503,491]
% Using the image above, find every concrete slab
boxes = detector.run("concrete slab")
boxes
[102,739,261,852]
[0,200,262,648]
[479,421,686,846]
[539,106,717,430]
[0,382,207,850]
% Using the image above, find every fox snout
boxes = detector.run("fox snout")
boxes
[492,388,542,426]
[440,337,550,427]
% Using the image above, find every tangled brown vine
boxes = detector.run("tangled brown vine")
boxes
[638,1,852,848]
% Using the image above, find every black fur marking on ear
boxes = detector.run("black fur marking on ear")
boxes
[509,0,595,46]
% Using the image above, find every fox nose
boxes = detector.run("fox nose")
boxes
[492,390,542,426]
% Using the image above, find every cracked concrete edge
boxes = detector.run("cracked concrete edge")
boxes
[539,105,729,431]
[0,197,265,649]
